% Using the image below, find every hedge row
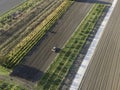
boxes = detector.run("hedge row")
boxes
[37,3,106,90]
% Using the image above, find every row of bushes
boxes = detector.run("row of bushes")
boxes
[37,3,106,90]
[2,1,73,68]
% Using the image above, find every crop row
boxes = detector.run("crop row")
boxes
[37,3,106,90]
[2,1,73,68]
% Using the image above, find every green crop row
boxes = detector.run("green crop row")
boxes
[37,3,106,90]
[2,1,73,68]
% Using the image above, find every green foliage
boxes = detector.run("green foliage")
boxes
[0,80,25,90]
[0,81,25,90]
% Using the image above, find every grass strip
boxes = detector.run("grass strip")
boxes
[37,3,106,90]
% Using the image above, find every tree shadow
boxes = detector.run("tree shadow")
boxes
[10,64,44,82]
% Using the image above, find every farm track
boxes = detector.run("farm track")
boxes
[0,0,62,54]
[79,0,120,90]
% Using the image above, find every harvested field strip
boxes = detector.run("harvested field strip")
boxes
[3,1,73,68]
[37,3,106,90]
[0,0,62,55]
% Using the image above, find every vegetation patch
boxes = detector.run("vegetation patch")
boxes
[0,0,62,56]
[0,0,43,30]
[0,65,11,75]
[37,3,106,90]
[0,81,26,90]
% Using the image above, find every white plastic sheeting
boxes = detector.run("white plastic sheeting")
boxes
[70,0,118,90]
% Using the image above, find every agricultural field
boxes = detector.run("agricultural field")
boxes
[0,0,73,68]
[38,3,106,90]
[0,0,73,90]
[0,0,109,90]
